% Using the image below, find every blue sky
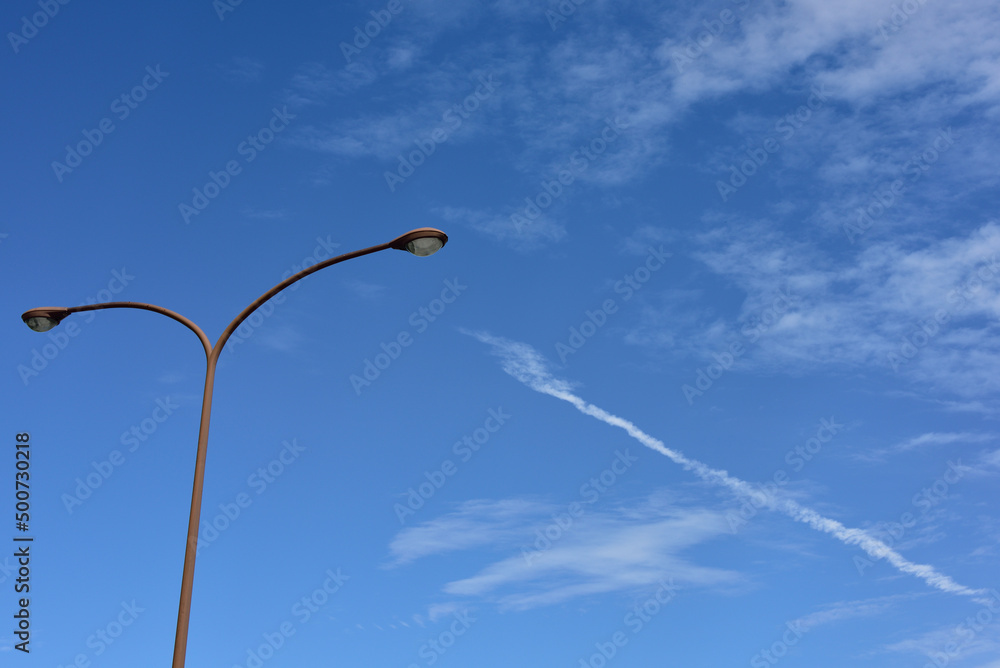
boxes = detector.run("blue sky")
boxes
[3,0,1000,666]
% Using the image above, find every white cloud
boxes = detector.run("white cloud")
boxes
[388,495,740,611]
[628,222,1000,399]
[884,595,1000,664]
[387,498,543,566]
[254,323,303,353]
[157,370,186,384]
[289,67,501,161]
[278,0,1000,253]
[859,432,997,462]
[434,206,566,252]
[794,593,918,631]
[282,61,378,107]
[343,279,387,300]
[216,56,264,84]
[982,449,1000,470]
[241,207,290,220]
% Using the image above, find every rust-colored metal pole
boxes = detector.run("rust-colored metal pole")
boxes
[171,352,216,668]
[32,300,215,668]
[170,239,395,668]
[20,229,447,668]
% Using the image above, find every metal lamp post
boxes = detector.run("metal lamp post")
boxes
[20,227,448,667]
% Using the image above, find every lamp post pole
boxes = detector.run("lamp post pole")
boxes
[21,228,448,668]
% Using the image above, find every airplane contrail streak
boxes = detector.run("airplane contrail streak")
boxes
[466,330,988,601]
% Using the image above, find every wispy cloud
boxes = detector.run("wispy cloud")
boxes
[343,279,387,300]
[241,207,290,221]
[629,221,1000,400]
[883,599,1000,664]
[255,323,302,353]
[467,330,990,602]
[282,61,377,107]
[289,66,501,162]
[443,509,739,611]
[893,433,996,453]
[157,370,186,384]
[274,0,1000,254]
[387,498,541,567]
[793,594,919,631]
[388,495,740,611]
[859,432,997,462]
[434,206,566,252]
[216,56,264,84]
[981,449,1000,470]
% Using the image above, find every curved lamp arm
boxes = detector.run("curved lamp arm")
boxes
[212,227,446,359]
[21,226,448,361]
[23,302,213,360]
[19,226,447,668]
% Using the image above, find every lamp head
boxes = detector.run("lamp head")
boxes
[22,308,71,332]
[389,228,448,257]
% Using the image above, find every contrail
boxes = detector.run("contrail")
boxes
[465,330,988,601]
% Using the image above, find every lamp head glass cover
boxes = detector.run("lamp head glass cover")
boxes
[406,237,445,256]
[389,228,448,256]
[22,308,70,332]
[27,316,59,332]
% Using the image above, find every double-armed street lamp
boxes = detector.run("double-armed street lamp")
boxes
[21,227,449,668]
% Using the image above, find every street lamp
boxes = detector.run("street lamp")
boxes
[20,227,448,668]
